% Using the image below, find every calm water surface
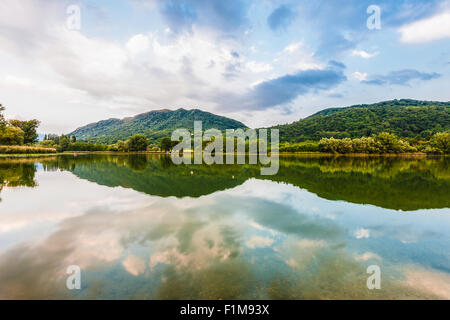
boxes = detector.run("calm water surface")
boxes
[0,154,449,299]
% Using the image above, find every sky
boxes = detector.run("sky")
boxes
[0,0,450,133]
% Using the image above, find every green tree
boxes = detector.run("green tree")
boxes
[9,119,40,144]
[58,135,70,152]
[127,135,148,152]
[160,137,172,151]
[71,135,77,143]
[430,132,450,154]
[373,132,401,153]
[0,126,25,145]
[0,104,6,130]
[116,140,128,152]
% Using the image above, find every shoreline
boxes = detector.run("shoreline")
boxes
[0,151,447,158]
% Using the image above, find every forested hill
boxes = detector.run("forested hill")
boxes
[273,99,450,142]
[69,108,248,144]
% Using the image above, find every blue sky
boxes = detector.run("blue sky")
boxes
[0,0,449,133]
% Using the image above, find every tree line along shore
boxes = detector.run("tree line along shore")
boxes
[1,103,449,155]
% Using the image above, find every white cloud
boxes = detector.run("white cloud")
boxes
[353,72,368,81]
[399,11,450,44]
[0,0,267,131]
[126,34,151,55]
[277,42,322,71]
[351,50,378,59]
[245,61,273,73]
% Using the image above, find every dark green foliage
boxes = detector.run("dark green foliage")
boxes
[160,137,172,151]
[160,137,180,151]
[274,99,450,142]
[69,108,248,144]
[57,135,70,152]
[279,141,320,152]
[66,142,107,152]
[127,135,149,152]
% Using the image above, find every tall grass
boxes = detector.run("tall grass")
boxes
[0,145,57,154]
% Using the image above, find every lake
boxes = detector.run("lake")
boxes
[0,154,449,299]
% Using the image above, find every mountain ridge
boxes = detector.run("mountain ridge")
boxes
[68,99,450,144]
[272,99,450,142]
[69,108,248,144]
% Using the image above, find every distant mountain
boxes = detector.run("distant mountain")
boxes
[69,108,248,144]
[273,99,450,142]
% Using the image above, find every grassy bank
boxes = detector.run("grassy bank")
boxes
[0,145,56,154]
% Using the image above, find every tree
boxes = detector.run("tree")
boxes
[160,137,172,151]
[9,119,40,144]
[71,135,77,143]
[127,135,148,152]
[116,140,128,152]
[373,132,400,153]
[430,132,450,154]
[0,126,25,145]
[58,135,70,152]
[0,104,6,130]
[39,140,56,148]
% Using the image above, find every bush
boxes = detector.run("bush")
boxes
[280,141,319,152]
[66,142,107,151]
[39,140,57,148]
[319,132,416,154]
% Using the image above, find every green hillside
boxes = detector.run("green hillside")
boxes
[273,99,450,142]
[68,108,248,144]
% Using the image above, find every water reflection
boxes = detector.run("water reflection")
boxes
[0,155,448,299]
[17,154,449,210]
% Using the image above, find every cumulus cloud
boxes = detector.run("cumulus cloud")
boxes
[267,5,295,30]
[399,11,450,43]
[362,69,441,86]
[0,0,262,130]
